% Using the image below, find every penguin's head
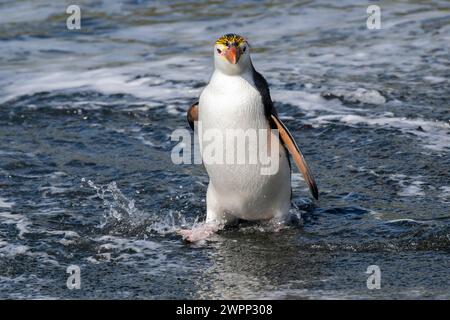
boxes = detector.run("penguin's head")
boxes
[214,33,251,75]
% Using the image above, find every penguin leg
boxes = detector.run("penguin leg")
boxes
[268,201,291,232]
[178,184,236,243]
[269,214,290,232]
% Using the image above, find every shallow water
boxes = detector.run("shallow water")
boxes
[0,0,449,299]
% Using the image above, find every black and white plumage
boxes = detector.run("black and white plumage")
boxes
[182,34,318,241]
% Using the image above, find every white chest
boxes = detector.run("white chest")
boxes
[195,70,291,221]
[198,72,267,130]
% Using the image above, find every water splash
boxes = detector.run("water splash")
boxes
[81,178,199,237]
[81,178,144,228]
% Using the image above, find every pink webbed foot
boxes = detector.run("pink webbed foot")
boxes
[177,223,220,243]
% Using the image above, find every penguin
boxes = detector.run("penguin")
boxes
[180,34,318,242]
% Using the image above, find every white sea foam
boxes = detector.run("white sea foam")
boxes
[87,235,163,264]
[438,186,450,203]
[291,173,307,191]
[0,208,32,239]
[0,197,15,209]
[273,90,360,117]
[326,88,386,105]
[439,186,450,195]
[398,184,425,197]
[387,174,428,198]
[0,242,29,256]
[96,235,161,252]
[268,89,449,152]
[424,76,447,84]
[385,218,430,225]
[312,114,450,151]
[0,57,205,105]
[38,186,71,195]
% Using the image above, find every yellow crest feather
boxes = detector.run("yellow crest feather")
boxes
[215,34,246,46]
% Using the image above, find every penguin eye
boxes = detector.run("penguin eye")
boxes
[217,48,222,54]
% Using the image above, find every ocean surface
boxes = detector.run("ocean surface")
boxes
[0,0,449,299]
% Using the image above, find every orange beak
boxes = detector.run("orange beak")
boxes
[224,46,241,64]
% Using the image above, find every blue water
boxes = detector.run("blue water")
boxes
[0,0,449,299]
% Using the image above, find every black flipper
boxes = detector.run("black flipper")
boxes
[252,68,319,200]
[187,102,198,130]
